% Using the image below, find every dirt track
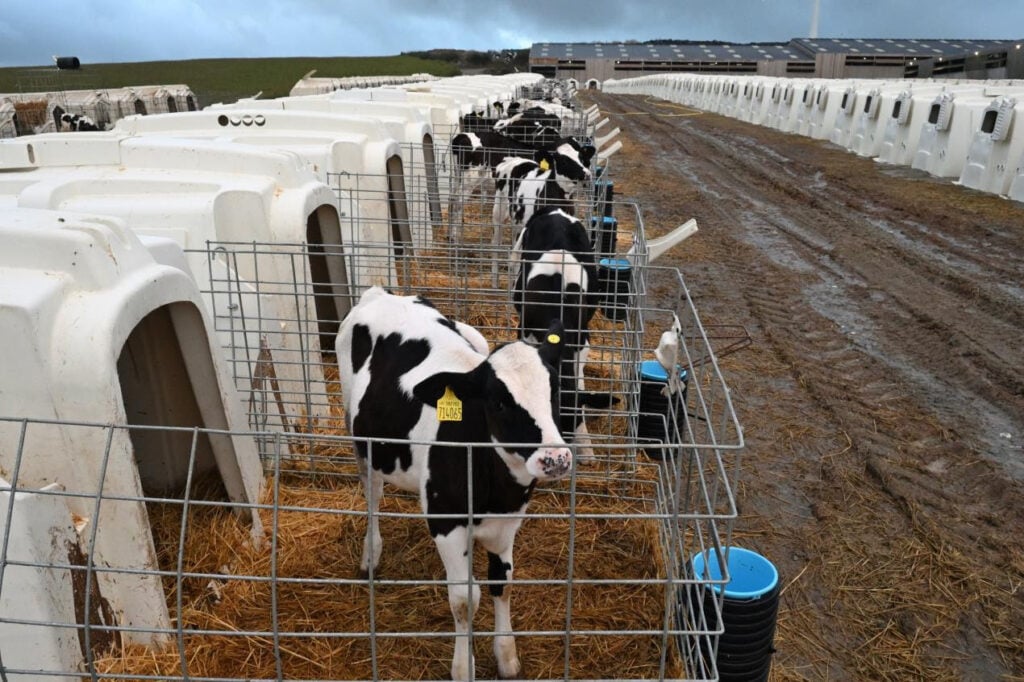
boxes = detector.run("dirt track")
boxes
[580,91,1024,680]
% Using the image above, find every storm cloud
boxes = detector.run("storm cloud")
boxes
[2,0,1022,67]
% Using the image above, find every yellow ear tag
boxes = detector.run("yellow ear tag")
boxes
[539,158,551,172]
[547,333,561,344]
[436,386,463,422]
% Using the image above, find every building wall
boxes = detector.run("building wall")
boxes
[1008,47,1024,78]
[531,47,1024,86]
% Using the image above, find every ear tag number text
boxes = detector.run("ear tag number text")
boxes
[437,386,463,422]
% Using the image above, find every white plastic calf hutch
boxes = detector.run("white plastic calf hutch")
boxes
[958,95,1024,196]
[113,107,432,258]
[828,81,894,149]
[1007,155,1024,202]
[0,208,264,673]
[403,74,541,116]
[0,133,351,433]
[911,91,1008,179]
[784,79,825,136]
[118,84,199,115]
[332,87,471,156]
[212,95,441,222]
[806,81,866,141]
[764,81,797,131]
[732,78,770,123]
[288,70,437,96]
[745,78,783,126]
[0,99,15,138]
[876,87,963,167]
[850,83,945,158]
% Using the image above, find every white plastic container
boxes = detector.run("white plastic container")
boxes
[850,83,944,158]
[0,208,264,651]
[0,133,347,429]
[958,95,1024,195]
[0,477,84,680]
[875,87,968,166]
[912,92,1005,178]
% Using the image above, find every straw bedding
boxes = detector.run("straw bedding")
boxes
[12,100,50,133]
[95,462,682,680]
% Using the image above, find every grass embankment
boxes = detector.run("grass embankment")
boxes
[0,55,461,107]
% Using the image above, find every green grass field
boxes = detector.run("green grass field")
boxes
[0,55,462,108]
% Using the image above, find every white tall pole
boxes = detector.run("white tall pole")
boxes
[810,0,821,38]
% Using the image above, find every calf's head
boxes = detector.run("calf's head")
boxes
[412,323,572,481]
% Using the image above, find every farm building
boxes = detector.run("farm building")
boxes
[531,37,1024,85]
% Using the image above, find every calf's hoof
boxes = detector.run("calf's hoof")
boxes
[497,659,523,680]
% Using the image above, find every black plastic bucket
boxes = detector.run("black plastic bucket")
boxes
[590,215,618,256]
[692,547,779,682]
[594,179,615,218]
[597,257,632,321]
[636,360,688,459]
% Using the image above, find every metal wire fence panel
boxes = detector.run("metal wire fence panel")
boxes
[0,414,737,681]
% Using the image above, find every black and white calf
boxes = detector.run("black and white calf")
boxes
[492,149,570,231]
[336,286,572,681]
[59,113,100,131]
[450,130,595,201]
[512,207,613,458]
[547,137,596,197]
[493,107,563,146]
[459,111,500,133]
[450,130,534,196]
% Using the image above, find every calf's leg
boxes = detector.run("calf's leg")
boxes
[487,545,523,679]
[357,457,384,578]
[436,527,478,681]
[573,344,596,462]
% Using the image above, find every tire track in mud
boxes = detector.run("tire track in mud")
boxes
[587,93,1024,678]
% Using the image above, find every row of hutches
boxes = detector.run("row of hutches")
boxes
[0,72,650,678]
[0,71,445,138]
[0,85,199,137]
[604,72,1024,201]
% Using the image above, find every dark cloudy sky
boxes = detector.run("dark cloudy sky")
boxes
[2,0,1022,67]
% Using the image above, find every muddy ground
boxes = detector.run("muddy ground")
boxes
[580,91,1024,680]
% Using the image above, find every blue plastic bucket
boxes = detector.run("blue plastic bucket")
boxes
[691,546,778,599]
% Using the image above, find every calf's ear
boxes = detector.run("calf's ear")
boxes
[538,320,566,367]
[533,148,556,172]
[580,145,597,167]
[413,370,482,407]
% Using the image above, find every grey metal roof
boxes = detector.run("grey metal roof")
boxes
[531,38,1024,62]
[531,41,807,62]
[792,37,1022,57]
